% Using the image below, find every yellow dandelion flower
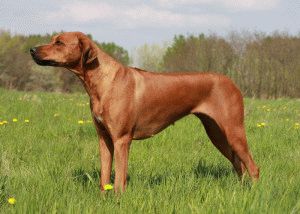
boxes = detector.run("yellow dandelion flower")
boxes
[256,122,266,128]
[12,118,18,122]
[3,120,8,124]
[8,197,16,205]
[24,119,30,123]
[104,184,114,191]
[78,120,84,124]
[0,122,3,126]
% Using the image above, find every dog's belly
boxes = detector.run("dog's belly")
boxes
[132,109,190,140]
[132,121,174,140]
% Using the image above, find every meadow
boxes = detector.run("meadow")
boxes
[0,88,299,213]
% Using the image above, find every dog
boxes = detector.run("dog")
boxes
[30,32,259,192]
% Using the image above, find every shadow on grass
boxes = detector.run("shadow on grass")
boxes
[0,176,8,205]
[193,160,232,179]
[148,174,165,187]
[135,161,234,188]
[72,160,239,188]
[194,161,255,189]
[72,168,130,186]
[133,172,169,187]
[72,168,100,186]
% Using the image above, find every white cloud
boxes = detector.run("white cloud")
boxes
[46,2,114,22]
[222,0,280,10]
[156,0,280,11]
[45,1,230,29]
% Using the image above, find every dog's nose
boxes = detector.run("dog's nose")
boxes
[30,47,36,55]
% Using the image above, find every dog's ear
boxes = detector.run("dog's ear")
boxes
[78,34,98,65]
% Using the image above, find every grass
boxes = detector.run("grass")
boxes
[0,88,299,213]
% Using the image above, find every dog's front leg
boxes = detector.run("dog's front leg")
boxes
[113,135,132,193]
[99,133,114,192]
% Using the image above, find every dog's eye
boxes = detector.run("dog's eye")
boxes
[55,40,64,46]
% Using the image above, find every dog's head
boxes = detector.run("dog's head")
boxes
[30,32,98,68]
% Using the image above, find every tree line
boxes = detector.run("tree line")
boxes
[0,30,299,98]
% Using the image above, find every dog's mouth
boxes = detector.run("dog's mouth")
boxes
[31,56,59,66]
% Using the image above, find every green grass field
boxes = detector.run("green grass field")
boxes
[0,88,299,213]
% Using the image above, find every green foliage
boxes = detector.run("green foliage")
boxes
[0,32,32,90]
[0,89,299,213]
[163,34,235,72]
[98,42,130,65]
[134,43,167,71]
[234,32,300,98]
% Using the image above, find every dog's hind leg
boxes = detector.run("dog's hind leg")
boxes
[196,113,246,177]
[223,125,259,180]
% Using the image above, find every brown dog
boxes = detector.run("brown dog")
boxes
[30,32,259,192]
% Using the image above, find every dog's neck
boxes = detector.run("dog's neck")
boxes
[68,48,124,101]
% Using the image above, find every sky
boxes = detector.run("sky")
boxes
[0,0,299,51]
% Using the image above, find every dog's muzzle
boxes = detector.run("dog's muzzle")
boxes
[30,47,58,66]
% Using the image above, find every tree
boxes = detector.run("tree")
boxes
[163,34,235,73]
[134,43,167,71]
[95,41,130,65]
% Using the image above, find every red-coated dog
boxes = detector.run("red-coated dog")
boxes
[30,32,259,192]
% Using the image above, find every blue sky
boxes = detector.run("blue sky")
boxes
[0,0,299,50]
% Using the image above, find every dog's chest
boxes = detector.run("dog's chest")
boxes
[91,107,105,124]
[90,100,105,124]
[94,114,104,123]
